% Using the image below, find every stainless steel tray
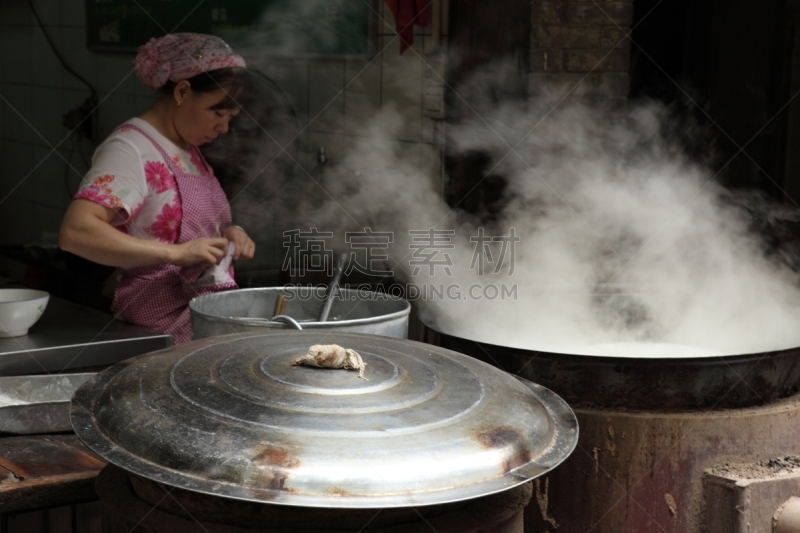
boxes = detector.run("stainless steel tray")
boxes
[0,296,172,377]
[0,373,95,434]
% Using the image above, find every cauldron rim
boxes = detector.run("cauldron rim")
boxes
[423,319,800,362]
[430,327,800,410]
[189,287,411,328]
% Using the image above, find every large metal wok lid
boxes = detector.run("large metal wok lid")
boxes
[71,331,577,508]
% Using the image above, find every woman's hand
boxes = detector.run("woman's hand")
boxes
[223,226,255,260]
[170,237,230,267]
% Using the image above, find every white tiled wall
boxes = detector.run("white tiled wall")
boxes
[0,0,448,273]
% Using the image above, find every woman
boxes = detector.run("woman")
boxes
[59,33,256,344]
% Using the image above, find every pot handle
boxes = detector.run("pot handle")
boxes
[271,315,303,330]
[227,316,304,330]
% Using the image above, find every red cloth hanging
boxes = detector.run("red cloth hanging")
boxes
[383,0,429,54]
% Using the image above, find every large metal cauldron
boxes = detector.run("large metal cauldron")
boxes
[190,287,410,340]
[71,332,578,511]
[425,323,800,533]
[434,332,800,410]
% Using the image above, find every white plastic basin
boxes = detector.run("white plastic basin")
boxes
[0,289,50,337]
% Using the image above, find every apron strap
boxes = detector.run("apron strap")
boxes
[191,146,213,176]
[122,123,186,177]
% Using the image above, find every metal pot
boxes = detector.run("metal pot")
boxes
[190,287,410,340]
[71,331,578,508]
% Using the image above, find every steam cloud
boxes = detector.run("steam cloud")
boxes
[224,55,800,357]
[435,96,800,356]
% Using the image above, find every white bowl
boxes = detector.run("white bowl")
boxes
[0,289,50,337]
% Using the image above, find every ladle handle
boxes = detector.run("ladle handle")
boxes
[318,252,347,322]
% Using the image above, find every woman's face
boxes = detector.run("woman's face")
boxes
[174,85,240,147]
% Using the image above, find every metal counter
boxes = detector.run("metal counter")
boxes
[0,296,172,376]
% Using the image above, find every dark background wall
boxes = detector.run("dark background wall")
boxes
[630,0,800,201]
[445,0,800,209]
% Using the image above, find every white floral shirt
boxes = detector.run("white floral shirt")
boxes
[74,118,211,243]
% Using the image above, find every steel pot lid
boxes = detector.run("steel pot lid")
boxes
[71,332,578,508]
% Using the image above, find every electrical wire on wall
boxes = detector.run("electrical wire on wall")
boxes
[63,134,90,201]
[28,0,98,197]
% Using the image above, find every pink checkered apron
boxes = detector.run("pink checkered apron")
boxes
[111,123,237,344]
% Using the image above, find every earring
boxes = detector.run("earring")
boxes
[176,100,182,107]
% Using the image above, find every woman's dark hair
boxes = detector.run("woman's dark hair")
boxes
[160,67,253,110]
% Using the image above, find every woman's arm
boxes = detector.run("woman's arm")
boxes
[59,199,229,269]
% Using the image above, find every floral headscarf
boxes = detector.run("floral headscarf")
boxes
[134,33,246,90]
